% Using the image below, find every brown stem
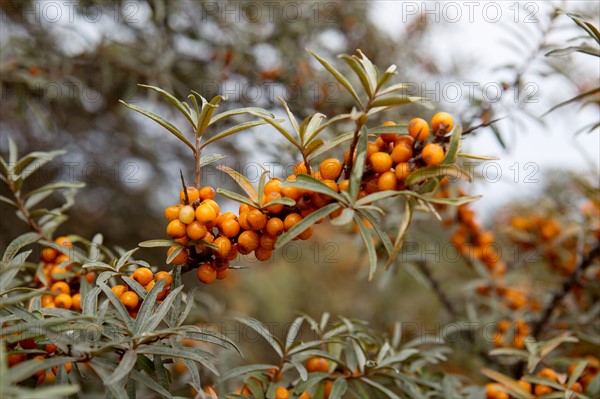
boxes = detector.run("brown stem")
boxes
[531,242,600,339]
[415,260,459,318]
[7,176,50,241]
[194,134,201,190]
[180,170,189,204]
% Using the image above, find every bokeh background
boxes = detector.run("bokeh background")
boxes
[1,0,599,381]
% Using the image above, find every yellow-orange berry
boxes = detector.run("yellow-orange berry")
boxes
[370,152,393,173]
[203,199,220,216]
[132,267,154,286]
[319,158,343,181]
[255,247,273,261]
[220,219,241,238]
[421,143,444,166]
[111,285,127,298]
[485,383,509,399]
[266,217,284,236]
[275,387,290,399]
[264,178,282,195]
[238,230,260,253]
[54,236,72,248]
[195,203,217,225]
[51,281,70,295]
[167,220,187,238]
[72,293,81,311]
[197,263,217,284]
[216,267,229,280]
[178,205,196,224]
[284,213,302,231]
[408,118,430,141]
[431,112,454,133]
[120,291,139,309]
[299,392,311,399]
[259,234,277,251]
[167,246,188,265]
[378,171,397,191]
[41,247,58,263]
[380,121,399,142]
[187,221,208,241]
[199,186,216,200]
[395,163,412,180]
[154,271,173,286]
[281,175,303,202]
[391,142,413,164]
[214,237,232,258]
[164,205,181,221]
[180,186,200,204]
[338,179,349,192]
[306,357,329,372]
[263,192,284,214]
[516,380,532,393]
[247,209,268,231]
[294,162,309,175]
[55,294,72,309]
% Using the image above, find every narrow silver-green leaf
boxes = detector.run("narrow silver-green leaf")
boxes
[201,120,269,148]
[138,84,196,128]
[309,50,362,106]
[354,215,378,281]
[216,165,258,202]
[384,198,414,270]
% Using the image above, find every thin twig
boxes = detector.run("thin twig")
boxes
[180,170,189,205]
[414,260,459,318]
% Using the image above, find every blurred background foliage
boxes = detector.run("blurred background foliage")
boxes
[1,0,599,383]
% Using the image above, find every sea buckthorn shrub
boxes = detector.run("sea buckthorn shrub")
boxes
[1,48,598,399]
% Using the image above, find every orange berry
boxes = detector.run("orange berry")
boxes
[263,192,284,214]
[199,186,216,200]
[319,158,343,181]
[217,211,237,226]
[306,357,329,372]
[7,353,26,367]
[266,217,284,236]
[51,281,70,295]
[167,220,187,238]
[259,234,277,251]
[281,175,303,202]
[338,179,349,191]
[238,211,251,230]
[534,384,553,396]
[220,219,241,238]
[145,280,155,292]
[72,293,81,311]
[180,186,200,204]
[55,293,73,309]
[45,344,58,354]
[41,294,54,307]
[238,230,260,253]
[154,271,173,286]
[167,246,188,265]
[111,285,127,298]
[408,118,430,141]
[174,236,189,246]
[197,263,217,284]
[421,143,444,166]
[367,142,379,159]
[294,162,309,175]
[516,380,532,393]
[214,237,232,258]
[178,205,196,224]
[324,380,333,398]
[203,199,220,216]
[537,368,559,382]
[431,112,454,133]
[195,203,217,225]
[378,171,398,191]
[41,247,58,263]
[375,137,387,149]
[255,247,273,261]
[322,179,339,193]
[370,152,393,173]
[120,291,139,309]
[226,245,238,261]
[275,387,290,399]
[380,121,399,142]
[299,392,311,399]
[391,142,413,164]
[312,170,322,181]
[264,178,282,194]
[284,213,303,231]
[187,221,208,241]
[247,209,267,231]
[485,383,509,399]
[164,205,181,221]
[216,267,229,280]
[54,236,72,248]
[132,267,154,286]
[32,355,46,377]
[395,135,415,148]
[395,163,412,180]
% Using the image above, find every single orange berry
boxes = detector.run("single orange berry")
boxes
[154,271,173,286]
[306,357,329,372]
[167,220,187,238]
[255,247,273,261]
[408,118,430,141]
[275,387,290,399]
[395,135,415,148]
[55,293,73,309]
[199,186,216,200]
[178,205,196,224]
[324,380,333,398]
[120,291,139,309]
[485,383,509,399]
[266,217,284,236]
[395,163,412,180]
[45,344,58,354]
[195,203,217,225]
[297,225,313,240]
[54,236,72,248]
[319,158,343,181]
[338,179,350,191]
[72,293,81,311]
[264,178,282,195]
[214,237,233,258]
[247,209,267,231]
[187,221,208,241]
[220,219,241,238]
[380,121,399,142]
[180,186,200,204]
[197,263,217,284]
[391,142,413,164]
[132,267,154,286]
[259,234,277,251]
[238,212,251,230]
[164,205,181,221]
[299,392,312,399]
[294,162,309,175]
[263,192,284,214]
[238,230,260,253]
[421,143,444,166]
[431,112,454,134]
[216,267,229,280]
[51,281,70,295]
[370,152,393,173]
[167,246,188,265]
[111,285,127,298]
[202,199,220,216]
[516,380,532,393]
[378,171,398,191]
[41,247,58,263]
[284,213,303,231]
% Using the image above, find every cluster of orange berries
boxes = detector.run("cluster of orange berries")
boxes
[109,267,173,318]
[164,113,455,283]
[6,342,72,384]
[491,319,530,349]
[485,359,599,398]
[37,236,94,311]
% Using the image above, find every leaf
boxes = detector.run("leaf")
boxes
[349,127,368,201]
[200,153,227,168]
[137,345,215,364]
[0,195,18,208]
[339,54,372,98]
[308,131,355,161]
[106,349,137,385]
[278,97,301,140]
[290,358,308,381]
[329,378,348,399]
[441,125,463,165]
[201,120,270,148]
[83,286,101,316]
[370,95,428,108]
[141,285,184,333]
[457,153,499,161]
[166,246,184,264]
[23,181,85,200]
[384,198,414,270]
[360,377,401,399]
[2,232,40,263]
[567,360,588,389]
[216,165,258,202]
[356,50,378,94]
[543,87,600,116]
[217,364,275,384]
[88,359,130,399]
[6,356,76,384]
[133,278,166,334]
[279,174,346,203]
[235,317,283,357]
[138,84,196,128]
[330,208,355,226]
[405,164,472,187]
[367,124,409,135]
[216,188,258,208]
[247,111,302,151]
[309,50,362,106]
[354,214,378,280]
[481,368,535,399]
[128,367,174,398]
[98,282,133,331]
[303,113,327,145]
[546,45,600,57]
[115,248,139,271]
[120,101,195,151]
[275,203,341,248]
[138,239,180,248]
[261,196,296,210]
[306,113,351,144]
[358,209,393,257]
[196,95,222,137]
[286,317,304,350]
